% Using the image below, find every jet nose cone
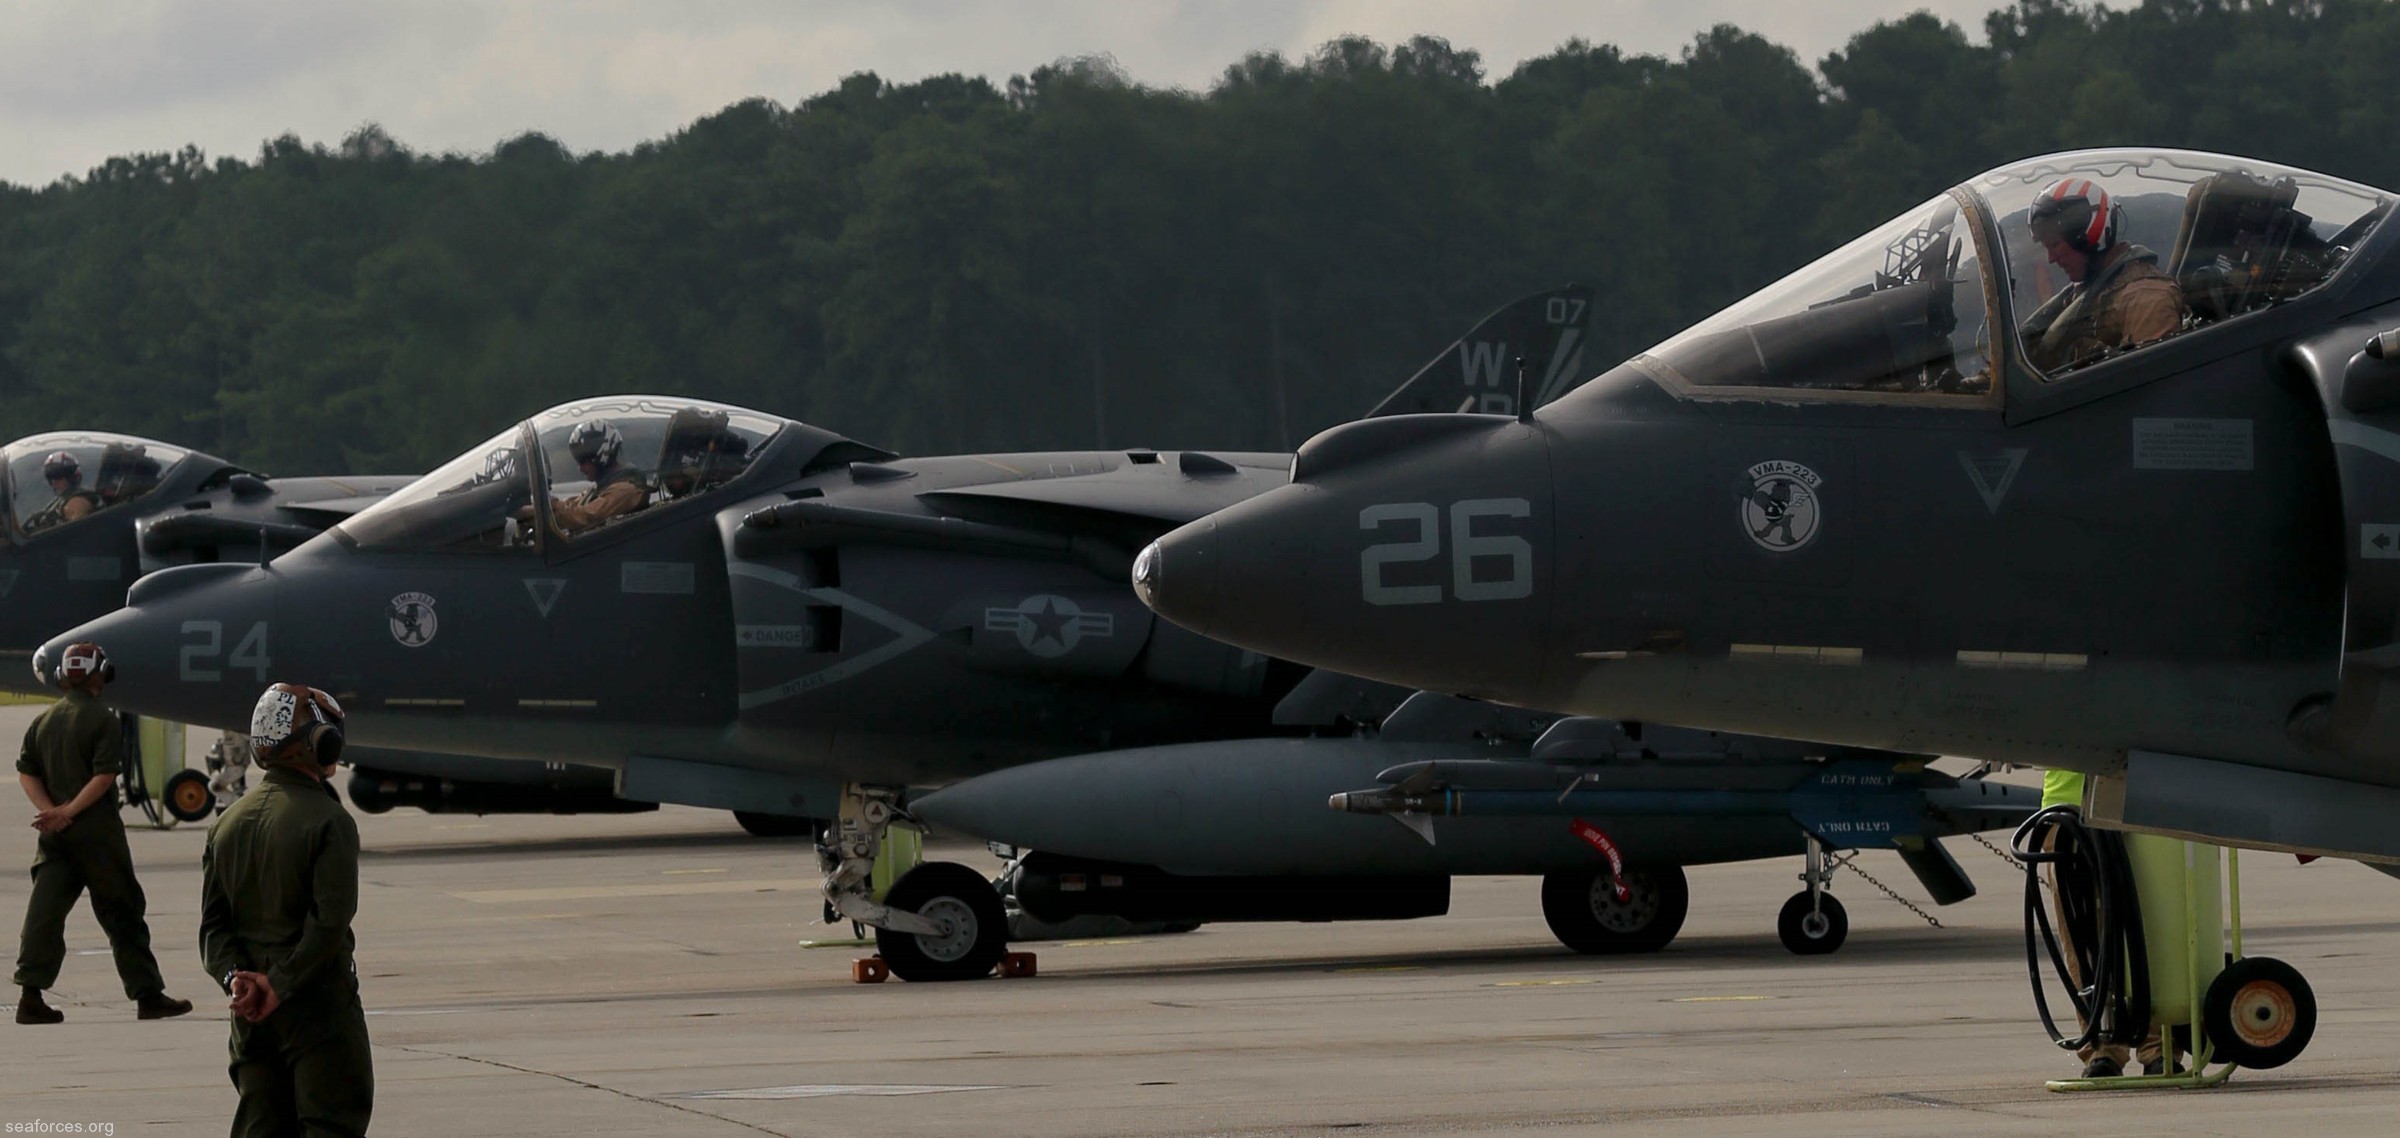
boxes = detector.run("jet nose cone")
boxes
[45,562,272,731]
[27,642,60,690]
[1131,526,1222,639]
[1136,413,1556,700]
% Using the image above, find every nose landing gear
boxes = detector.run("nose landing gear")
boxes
[820,783,1011,983]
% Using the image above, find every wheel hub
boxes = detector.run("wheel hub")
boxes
[1590,874,1658,932]
[912,897,978,963]
[2230,980,2297,1046]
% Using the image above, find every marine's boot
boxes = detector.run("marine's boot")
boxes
[135,992,192,1020]
[16,986,63,1025]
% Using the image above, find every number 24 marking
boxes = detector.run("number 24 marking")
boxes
[1360,499,1533,606]
[180,621,271,682]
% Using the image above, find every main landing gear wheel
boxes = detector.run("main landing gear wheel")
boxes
[2203,956,2316,1069]
[1541,865,1689,954]
[875,862,1009,982]
[163,770,215,823]
[1777,891,1848,955]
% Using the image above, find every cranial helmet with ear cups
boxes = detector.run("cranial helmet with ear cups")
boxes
[250,683,346,766]
[55,641,113,688]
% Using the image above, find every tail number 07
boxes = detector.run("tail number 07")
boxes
[1360,499,1533,605]
[181,621,272,682]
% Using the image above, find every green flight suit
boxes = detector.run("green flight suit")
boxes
[200,766,372,1138]
[14,690,168,998]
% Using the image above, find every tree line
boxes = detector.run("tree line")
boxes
[2,0,2396,476]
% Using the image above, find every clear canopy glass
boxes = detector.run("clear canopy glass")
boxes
[1581,150,2393,407]
[1626,192,1996,400]
[337,426,536,552]
[530,397,784,540]
[335,397,788,553]
[4,432,190,537]
[1974,150,2391,376]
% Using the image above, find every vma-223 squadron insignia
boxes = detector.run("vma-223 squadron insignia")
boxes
[1742,461,1823,552]
[388,592,439,648]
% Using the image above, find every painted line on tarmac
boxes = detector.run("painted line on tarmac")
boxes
[1670,995,1778,1002]
[675,1084,1009,1100]
[452,879,807,903]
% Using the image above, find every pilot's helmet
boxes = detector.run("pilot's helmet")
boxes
[2029,177,2119,256]
[567,420,623,470]
[41,451,79,484]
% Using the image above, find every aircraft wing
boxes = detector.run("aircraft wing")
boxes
[914,453,1286,529]
[733,456,1289,569]
[278,495,398,519]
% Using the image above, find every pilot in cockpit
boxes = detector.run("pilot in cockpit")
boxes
[23,452,101,534]
[548,419,651,535]
[2019,178,2187,371]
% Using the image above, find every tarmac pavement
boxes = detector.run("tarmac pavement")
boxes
[4,706,2398,1136]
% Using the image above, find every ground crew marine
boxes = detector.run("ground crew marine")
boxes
[200,683,372,1137]
[14,641,190,1024]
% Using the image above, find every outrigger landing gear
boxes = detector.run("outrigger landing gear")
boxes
[819,783,1009,982]
[1778,835,1850,955]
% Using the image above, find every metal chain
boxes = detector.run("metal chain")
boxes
[1970,830,2027,871]
[1832,851,1943,929]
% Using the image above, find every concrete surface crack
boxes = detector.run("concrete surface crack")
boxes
[392,1045,793,1137]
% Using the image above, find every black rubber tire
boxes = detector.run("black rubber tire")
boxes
[733,811,819,838]
[875,862,1009,982]
[163,770,215,823]
[1777,890,1849,955]
[1540,865,1690,954]
[2203,956,2316,1069]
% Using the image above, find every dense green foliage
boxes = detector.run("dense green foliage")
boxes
[3,0,2396,474]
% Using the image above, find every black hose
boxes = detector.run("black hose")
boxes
[2011,804,2151,1054]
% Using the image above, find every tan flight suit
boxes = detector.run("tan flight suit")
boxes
[200,766,372,1137]
[14,691,169,999]
[24,489,100,534]
[550,465,650,535]
[2024,245,2186,372]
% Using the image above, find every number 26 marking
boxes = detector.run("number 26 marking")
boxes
[1359,499,1533,606]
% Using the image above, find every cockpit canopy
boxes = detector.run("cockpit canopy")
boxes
[4,432,194,539]
[1584,149,2391,408]
[336,396,791,553]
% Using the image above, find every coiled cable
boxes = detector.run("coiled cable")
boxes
[2011,804,2150,1053]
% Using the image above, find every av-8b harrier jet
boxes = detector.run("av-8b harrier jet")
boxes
[1134,148,2400,869]
[0,431,653,822]
[61,288,1844,979]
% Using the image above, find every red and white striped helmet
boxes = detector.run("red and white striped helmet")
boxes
[2029,177,2118,255]
[56,641,110,686]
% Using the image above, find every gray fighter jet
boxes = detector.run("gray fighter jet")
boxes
[0,431,642,822]
[1132,148,2400,870]
[46,287,1630,979]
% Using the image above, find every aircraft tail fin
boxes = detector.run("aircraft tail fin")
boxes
[1363,284,1595,419]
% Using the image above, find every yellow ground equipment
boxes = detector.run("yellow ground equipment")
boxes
[2017,805,2317,1091]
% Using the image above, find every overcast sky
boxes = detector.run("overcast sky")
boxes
[1,1,2003,189]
